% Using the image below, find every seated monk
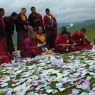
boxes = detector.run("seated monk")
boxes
[54,27,77,53]
[71,28,93,51]
[37,26,46,43]
[36,26,47,49]
[21,26,42,57]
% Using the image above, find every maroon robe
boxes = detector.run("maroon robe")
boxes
[0,16,7,55]
[28,12,44,32]
[0,53,13,64]
[0,17,13,64]
[4,16,15,54]
[55,33,77,53]
[71,31,93,51]
[44,14,57,48]
[16,13,28,50]
[21,37,42,57]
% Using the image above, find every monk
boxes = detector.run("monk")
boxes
[21,26,42,57]
[0,8,6,56]
[16,8,28,50]
[44,8,57,48]
[72,28,93,51]
[0,8,12,64]
[55,27,77,53]
[28,7,44,32]
[37,26,46,44]
[4,12,18,54]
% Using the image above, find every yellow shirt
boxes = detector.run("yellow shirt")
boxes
[21,13,26,21]
[47,15,52,20]
[37,34,46,43]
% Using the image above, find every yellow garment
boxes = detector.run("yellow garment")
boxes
[47,15,52,20]
[21,13,26,21]
[37,34,46,43]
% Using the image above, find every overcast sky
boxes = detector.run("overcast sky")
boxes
[0,0,95,23]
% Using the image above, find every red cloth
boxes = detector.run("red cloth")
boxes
[0,53,13,64]
[71,31,93,51]
[21,37,42,57]
[0,37,6,55]
[55,34,77,53]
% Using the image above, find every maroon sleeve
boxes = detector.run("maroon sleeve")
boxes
[55,35,63,50]
[44,16,49,29]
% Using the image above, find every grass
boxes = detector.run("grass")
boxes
[85,28,95,41]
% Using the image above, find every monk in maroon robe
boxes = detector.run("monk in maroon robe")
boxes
[0,8,6,56]
[44,8,57,49]
[55,27,77,53]
[16,8,28,50]
[4,12,18,54]
[28,7,44,32]
[21,26,42,58]
[0,8,13,64]
[71,28,93,51]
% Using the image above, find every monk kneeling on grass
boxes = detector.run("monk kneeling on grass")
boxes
[54,27,77,53]
[71,28,93,51]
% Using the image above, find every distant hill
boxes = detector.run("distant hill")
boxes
[58,19,95,32]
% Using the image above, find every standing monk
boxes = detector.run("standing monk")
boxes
[44,8,57,49]
[28,7,43,32]
[4,12,18,54]
[16,8,28,50]
[0,8,6,55]
[0,8,12,64]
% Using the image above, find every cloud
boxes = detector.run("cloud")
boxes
[0,0,95,23]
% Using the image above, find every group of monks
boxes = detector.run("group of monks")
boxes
[0,7,93,64]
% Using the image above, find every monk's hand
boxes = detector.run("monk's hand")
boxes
[73,43,77,45]
[59,43,62,46]
[70,44,75,48]
[24,25,27,30]
[65,44,70,47]
[61,44,69,47]
[38,43,46,48]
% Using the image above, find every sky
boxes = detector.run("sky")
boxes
[0,0,95,23]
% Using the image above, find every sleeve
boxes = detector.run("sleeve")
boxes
[53,16,58,27]
[43,16,49,29]
[0,21,5,37]
[55,35,63,50]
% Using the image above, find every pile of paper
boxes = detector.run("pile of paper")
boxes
[0,50,95,95]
